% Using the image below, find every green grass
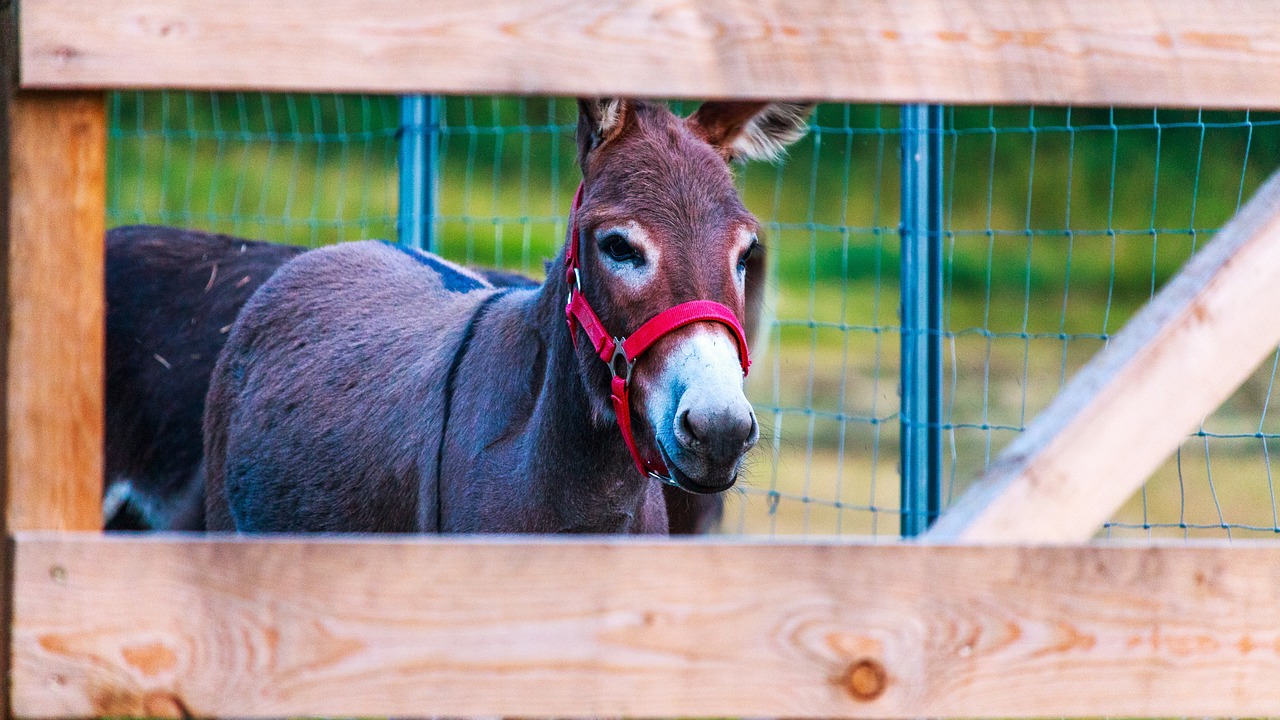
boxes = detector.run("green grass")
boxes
[107,92,1280,539]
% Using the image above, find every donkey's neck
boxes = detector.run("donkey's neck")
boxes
[525,263,667,533]
[444,262,667,534]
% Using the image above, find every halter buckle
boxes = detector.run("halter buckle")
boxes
[609,339,634,385]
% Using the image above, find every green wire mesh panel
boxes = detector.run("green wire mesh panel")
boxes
[106,92,1280,539]
[107,92,400,244]
[734,106,901,536]
[432,97,574,275]
[940,107,1280,540]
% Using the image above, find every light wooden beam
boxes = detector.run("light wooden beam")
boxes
[2,4,107,718]
[19,0,1280,108]
[16,534,1280,719]
[927,171,1280,543]
[5,91,106,533]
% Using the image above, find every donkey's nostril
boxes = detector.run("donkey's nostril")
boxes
[677,401,755,460]
[680,409,702,445]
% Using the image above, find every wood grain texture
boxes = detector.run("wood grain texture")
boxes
[6,92,105,532]
[0,8,16,719]
[18,0,1280,108]
[927,171,1280,543]
[15,534,1280,719]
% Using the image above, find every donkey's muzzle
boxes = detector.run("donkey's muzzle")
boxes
[668,391,759,491]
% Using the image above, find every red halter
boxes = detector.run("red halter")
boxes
[563,183,752,483]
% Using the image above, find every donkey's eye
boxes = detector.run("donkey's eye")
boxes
[599,232,642,265]
[738,239,760,271]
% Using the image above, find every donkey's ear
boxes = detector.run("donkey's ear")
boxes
[577,98,634,163]
[687,101,815,163]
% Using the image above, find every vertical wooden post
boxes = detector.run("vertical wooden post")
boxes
[4,90,106,533]
[2,0,105,714]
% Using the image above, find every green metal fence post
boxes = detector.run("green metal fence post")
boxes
[397,95,440,250]
[899,104,945,538]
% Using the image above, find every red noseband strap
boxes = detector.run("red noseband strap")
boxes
[563,183,752,481]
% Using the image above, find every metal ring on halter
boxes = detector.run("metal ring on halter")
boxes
[651,471,680,487]
[609,340,634,385]
[566,267,583,310]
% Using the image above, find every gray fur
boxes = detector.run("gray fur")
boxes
[204,241,667,533]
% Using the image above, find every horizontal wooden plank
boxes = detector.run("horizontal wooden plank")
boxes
[15,534,1280,718]
[926,170,1280,543]
[18,0,1280,107]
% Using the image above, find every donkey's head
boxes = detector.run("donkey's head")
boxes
[568,98,812,494]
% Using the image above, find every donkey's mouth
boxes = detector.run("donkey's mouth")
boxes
[658,446,738,495]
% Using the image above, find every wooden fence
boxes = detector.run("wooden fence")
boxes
[6,1,1280,717]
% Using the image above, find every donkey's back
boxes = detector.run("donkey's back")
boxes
[204,241,500,532]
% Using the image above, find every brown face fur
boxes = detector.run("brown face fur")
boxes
[577,101,756,346]
[571,99,811,488]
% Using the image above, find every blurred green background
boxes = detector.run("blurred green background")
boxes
[107,93,1280,539]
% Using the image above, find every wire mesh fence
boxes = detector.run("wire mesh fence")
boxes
[107,92,401,244]
[937,107,1280,540]
[106,92,1280,540]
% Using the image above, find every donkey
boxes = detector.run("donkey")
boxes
[204,99,812,534]
[105,225,729,533]
[106,226,305,530]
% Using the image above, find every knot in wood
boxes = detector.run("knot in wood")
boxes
[843,658,887,701]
